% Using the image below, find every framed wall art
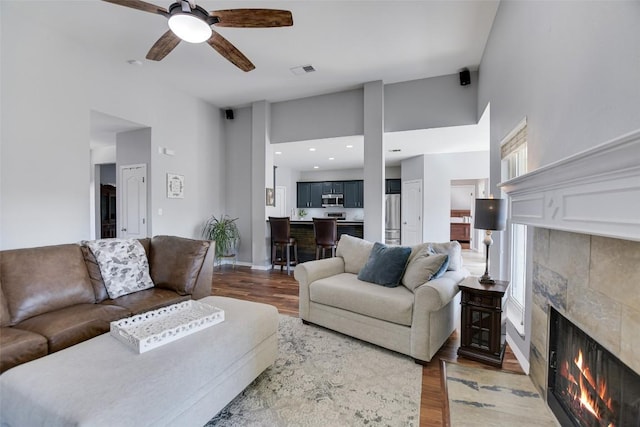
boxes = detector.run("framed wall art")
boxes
[167,173,184,198]
[266,188,275,206]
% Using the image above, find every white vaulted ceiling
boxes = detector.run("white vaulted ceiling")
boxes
[24,0,499,108]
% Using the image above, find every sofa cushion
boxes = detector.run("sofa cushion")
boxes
[335,234,374,274]
[0,284,11,327]
[80,245,109,302]
[357,242,411,287]
[83,239,155,299]
[402,252,449,291]
[103,288,190,315]
[149,236,210,295]
[16,303,130,353]
[429,241,463,271]
[0,244,96,325]
[0,327,48,373]
[309,273,414,326]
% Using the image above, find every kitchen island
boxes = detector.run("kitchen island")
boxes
[283,220,364,263]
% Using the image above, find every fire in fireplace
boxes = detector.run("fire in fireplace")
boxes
[547,307,640,426]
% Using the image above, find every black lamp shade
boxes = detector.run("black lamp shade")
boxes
[474,199,507,231]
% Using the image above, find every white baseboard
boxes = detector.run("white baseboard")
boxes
[506,334,530,374]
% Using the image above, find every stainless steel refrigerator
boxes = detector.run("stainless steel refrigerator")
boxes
[385,194,401,245]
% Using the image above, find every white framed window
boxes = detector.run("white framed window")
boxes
[501,118,527,336]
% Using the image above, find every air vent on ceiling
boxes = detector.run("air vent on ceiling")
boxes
[290,64,316,75]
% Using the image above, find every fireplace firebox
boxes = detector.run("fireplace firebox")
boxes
[548,307,640,426]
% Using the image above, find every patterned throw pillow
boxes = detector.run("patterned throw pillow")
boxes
[83,239,154,299]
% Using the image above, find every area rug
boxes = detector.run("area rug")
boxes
[443,361,558,426]
[206,316,421,426]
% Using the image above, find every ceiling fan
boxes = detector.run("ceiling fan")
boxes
[102,0,293,71]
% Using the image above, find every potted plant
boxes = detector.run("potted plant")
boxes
[202,214,240,261]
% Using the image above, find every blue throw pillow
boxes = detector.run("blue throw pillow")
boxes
[357,242,412,287]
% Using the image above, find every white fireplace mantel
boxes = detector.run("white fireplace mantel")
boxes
[499,129,640,242]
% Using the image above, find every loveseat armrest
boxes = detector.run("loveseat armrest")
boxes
[410,268,468,361]
[294,257,345,319]
[413,268,468,312]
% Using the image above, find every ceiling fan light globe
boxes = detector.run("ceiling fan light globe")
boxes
[168,14,212,43]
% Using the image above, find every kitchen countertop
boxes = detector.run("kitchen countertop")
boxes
[288,220,364,225]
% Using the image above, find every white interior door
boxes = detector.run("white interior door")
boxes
[275,186,286,217]
[401,180,422,246]
[119,164,147,239]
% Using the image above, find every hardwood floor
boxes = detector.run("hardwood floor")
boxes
[211,266,524,426]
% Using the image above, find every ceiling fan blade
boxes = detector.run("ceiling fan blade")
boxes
[207,31,255,72]
[102,0,168,15]
[211,9,293,28]
[146,30,181,61]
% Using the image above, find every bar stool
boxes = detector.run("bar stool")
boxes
[313,218,338,259]
[268,216,298,275]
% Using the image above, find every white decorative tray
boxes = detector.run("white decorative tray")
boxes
[110,300,224,353]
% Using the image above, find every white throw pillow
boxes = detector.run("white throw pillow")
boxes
[335,234,374,274]
[402,251,449,291]
[428,241,463,271]
[83,239,154,299]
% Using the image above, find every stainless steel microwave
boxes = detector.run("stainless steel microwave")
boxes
[322,194,344,207]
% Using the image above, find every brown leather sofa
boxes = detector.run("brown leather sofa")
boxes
[0,235,214,373]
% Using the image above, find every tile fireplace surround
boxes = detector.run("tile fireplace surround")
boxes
[500,129,640,401]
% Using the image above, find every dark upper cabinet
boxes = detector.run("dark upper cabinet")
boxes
[297,182,323,208]
[385,179,401,194]
[343,180,364,208]
[322,181,344,195]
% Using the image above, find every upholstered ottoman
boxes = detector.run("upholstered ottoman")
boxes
[0,297,278,427]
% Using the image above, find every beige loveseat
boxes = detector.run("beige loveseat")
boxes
[295,235,468,363]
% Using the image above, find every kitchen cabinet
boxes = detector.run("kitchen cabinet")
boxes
[385,179,401,194]
[343,180,364,208]
[451,223,471,242]
[322,181,344,195]
[297,182,323,208]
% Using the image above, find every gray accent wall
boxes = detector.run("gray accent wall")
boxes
[478,0,640,369]
[385,72,478,132]
[223,106,253,264]
[271,89,364,143]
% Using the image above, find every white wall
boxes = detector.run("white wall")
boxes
[0,2,224,249]
[477,0,640,369]
[422,151,489,242]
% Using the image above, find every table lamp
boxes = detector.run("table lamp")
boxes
[474,198,507,285]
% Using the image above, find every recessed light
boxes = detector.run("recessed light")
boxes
[328,157,335,160]
[275,151,282,155]
[309,148,316,152]
[313,166,319,169]
[127,59,143,66]
[346,145,353,148]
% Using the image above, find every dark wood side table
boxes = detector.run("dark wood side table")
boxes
[457,276,509,367]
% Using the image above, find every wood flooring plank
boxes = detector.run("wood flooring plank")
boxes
[211,266,524,426]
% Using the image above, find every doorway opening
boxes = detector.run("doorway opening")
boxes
[90,110,149,240]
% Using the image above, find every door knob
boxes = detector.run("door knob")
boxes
[121,228,127,232]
